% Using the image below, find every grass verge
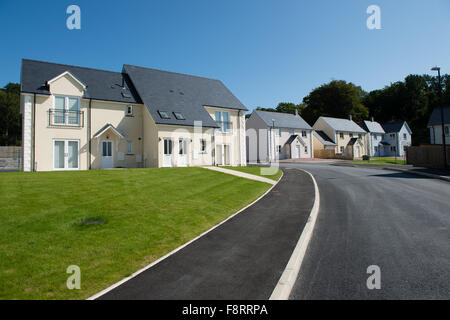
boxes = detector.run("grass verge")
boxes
[350,157,406,165]
[0,167,271,299]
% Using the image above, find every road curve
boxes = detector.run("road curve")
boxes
[281,163,450,300]
[96,168,314,300]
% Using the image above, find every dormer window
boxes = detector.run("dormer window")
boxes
[158,110,171,119]
[173,112,185,120]
[126,105,133,116]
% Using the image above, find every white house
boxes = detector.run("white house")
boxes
[380,121,412,157]
[359,118,385,157]
[428,106,450,145]
[246,110,313,163]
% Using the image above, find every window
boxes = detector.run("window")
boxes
[277,145,282,153]
[390,133,395,138]
[358,134,362,139]
[158,110,171,119]
[126,105,133,116]
[164,139,173,155]
[339,132,344,139]
[127,141,133,154]
[340,146,344,153]
[391,146,397,152]
[179,139,187,155]
[200,139,207,153]
[374,146,378,152]
[304,146,308,153]
[403,133,407,140]
[173,112,185,120]
[54,140,79,170]
[214,111,230,133]
[445,126,450,136]
[302,131,307,137]
[349,133,354,138]
[52,95,80,126]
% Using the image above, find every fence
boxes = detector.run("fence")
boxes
[0,146,22,171]
[314,148,353,160]
[406,144,450,168]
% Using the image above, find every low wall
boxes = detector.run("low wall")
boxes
[406,144,450,168]
[315,148,353,160]
[0,146,22,171]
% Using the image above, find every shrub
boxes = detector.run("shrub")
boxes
[362,155,370,161]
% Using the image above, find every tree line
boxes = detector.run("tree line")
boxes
[256,74,450,145]
[0,83,21,146]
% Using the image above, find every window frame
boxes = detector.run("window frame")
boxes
[53,139,80,171]
[52,95,81,126]
[126,141,133,155]
[158,110,171,119]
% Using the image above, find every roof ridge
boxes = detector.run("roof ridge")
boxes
[22,58,123,75]
[123,64,220,82]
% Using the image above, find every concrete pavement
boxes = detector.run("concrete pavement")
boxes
[281,163,450,299]
[96,168,315,299]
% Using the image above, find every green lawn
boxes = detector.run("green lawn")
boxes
[350,157,406,165]
[222,166,282,181]
[0,167,271,300]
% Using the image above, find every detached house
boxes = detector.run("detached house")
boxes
[428,106,450,145]
[246,110,313,162]
[359,118,385,157]
[380,121,412,157]
[312,116,367,159]
[20,59,247,171]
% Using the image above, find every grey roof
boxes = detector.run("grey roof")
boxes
[427,106,450,127]
[285,135,298,145]
[254,110,312,130]
[21,59,141,104]
[123,64,247,128]
[93,123,125,138]
[313,131,337,145]
[319,117,366,133]
[381,121,411,134]
[359,120,385,134]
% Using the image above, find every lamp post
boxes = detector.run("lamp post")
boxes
[431,66,447,168]
[272,119,275,162]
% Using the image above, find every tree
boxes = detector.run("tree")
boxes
[0,83,21,146]
[301,80,369,125]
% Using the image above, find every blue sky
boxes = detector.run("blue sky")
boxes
[1,0,449,111]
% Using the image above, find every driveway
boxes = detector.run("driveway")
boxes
[96,168,315,299]
[281,163,450,299]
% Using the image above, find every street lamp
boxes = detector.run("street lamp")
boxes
[272,119,275,162]
[431,66,447,168]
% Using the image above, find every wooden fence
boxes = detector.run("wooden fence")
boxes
[406,144,450,168]
[0,146,22,171]
[315,148,353,160]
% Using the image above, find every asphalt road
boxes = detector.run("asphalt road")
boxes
[98,168,314,299]
[281,163,450,299]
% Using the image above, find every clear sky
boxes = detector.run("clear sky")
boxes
[1,0,449,112]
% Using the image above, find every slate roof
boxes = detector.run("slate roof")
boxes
[21,59,141,104]
[359,120,385,134]
[313,130,337,145]
[427,106,450,127]
[381,121,411,134]
[123,64,247,128]
[254,110,312,130]
[319,117,366,133]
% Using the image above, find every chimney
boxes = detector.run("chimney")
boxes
[371,116,374,122]
[294,109,299,116]
[349,114,353,121]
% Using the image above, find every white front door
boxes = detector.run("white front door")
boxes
[178,138,189,167]
[355,146,360,158]
[163,138,173,167]
[101,141,113,168]
[296,145,301,158]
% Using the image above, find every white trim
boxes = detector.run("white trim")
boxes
[101,140,114,169]
[270,168,320,300]
[52,139,80,171]
[87,169,284,300]
[93,124,125,139]
[47,71,86,89]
